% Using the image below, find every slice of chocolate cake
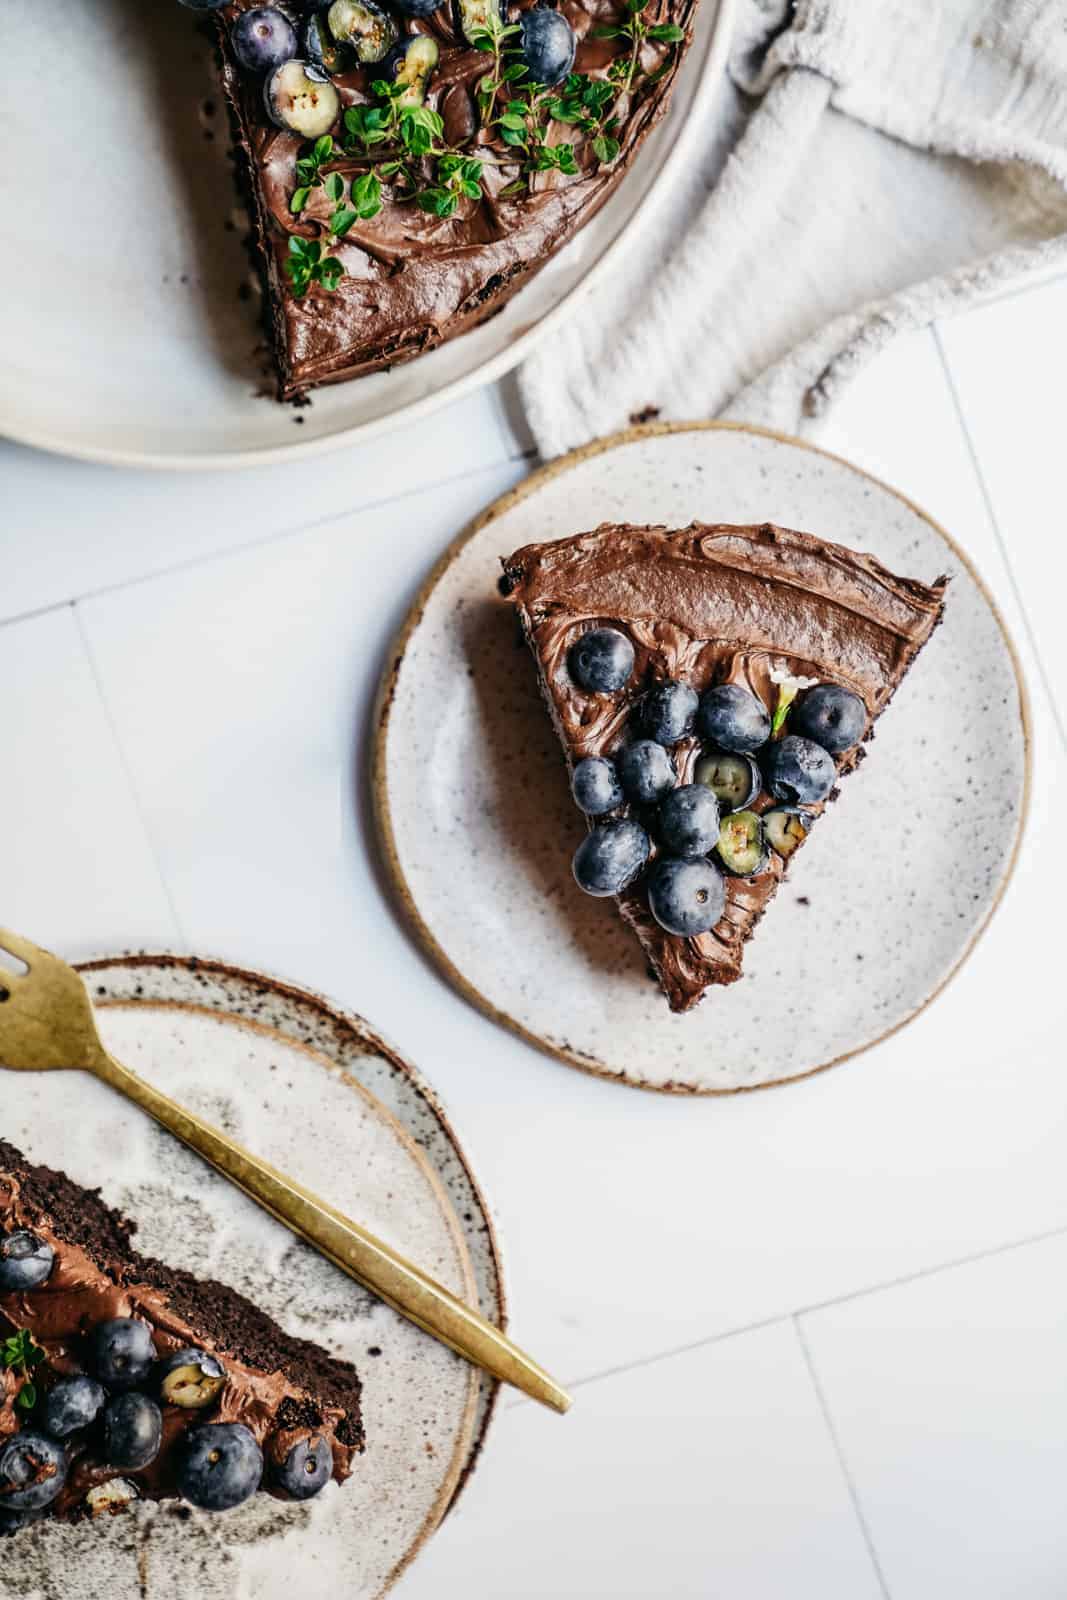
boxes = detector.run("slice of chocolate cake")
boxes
[191,0,696,401]
[500,521,947,1012]
[0,1139,363,1533]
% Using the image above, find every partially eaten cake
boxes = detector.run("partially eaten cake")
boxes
[501,521,947,1012]
[0,1139,363,1533]
[187,0,696,399]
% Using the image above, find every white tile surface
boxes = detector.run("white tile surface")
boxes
[399,1320,884,1600]
[802,1230,1067,1600]
[0,606,179,958]
[936,278,1067,728]
[0,380,530,624]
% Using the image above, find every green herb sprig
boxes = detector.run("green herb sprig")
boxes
[2,1327,46,1412]
[594,0,685,106]
[285,134,369,298]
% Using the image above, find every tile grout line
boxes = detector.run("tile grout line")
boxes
[932,323,1065,746]
[507,1215,1067,1409]
[71,602,189,954]
[793,1316,892,1600]
[0,447,537,634]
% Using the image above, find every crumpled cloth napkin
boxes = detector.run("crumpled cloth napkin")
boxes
[520,0,1067,458]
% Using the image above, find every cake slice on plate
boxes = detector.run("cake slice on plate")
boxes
[195,0,696,400]
[0,1139,363,1532]
[500,521,947,1013]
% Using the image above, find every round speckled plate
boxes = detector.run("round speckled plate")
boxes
[2,0,732,468]
[0,954,503,1600]
[373,422,1032,1094]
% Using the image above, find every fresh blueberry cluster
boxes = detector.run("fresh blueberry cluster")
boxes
[177,0,577,137]
[566,626,868,937]
[0,1232,332,1533]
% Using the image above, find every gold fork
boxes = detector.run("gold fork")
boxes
[0,928,570,1415]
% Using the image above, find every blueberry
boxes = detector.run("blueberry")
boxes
[0,1232,54,1292]
[571,756,623,816]
[158,1348,227,1411]
[646,858,725,937]
[232,7,298,72]
[303,10,355,75]
[455,0,503,45]
[103,1393,163,1472]
[618,740,676,805]
[0,1432,67,1511]
[385,34,439,107]
[764,806,812,860]
[326,0,396,63]
[0,1506,44,1536]
[264,59,341,136]
[763,735,836,805]
[42,1376,106,1440]
[638,680,698,746]
[393,0,443,16]
[177,0,228,9]
[568,628,634,694]
[572,820,650,897]
[174,1423,263,1512]
[696,684,771,754]
[693,750,761,812]
[273,1433,333,1501]
[517,5,576,85]
[657,784,720,858]
[791,683,867,754]
[89,1319,156,1392]
[716,810,769,877]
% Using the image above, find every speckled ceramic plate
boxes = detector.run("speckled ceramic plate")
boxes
[0,954,504,1599]
[374,422,1032,1094]
[2,0,731,469]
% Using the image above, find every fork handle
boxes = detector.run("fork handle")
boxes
[90,1050,569,1414]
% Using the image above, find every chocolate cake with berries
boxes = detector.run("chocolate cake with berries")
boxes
[178,0,695,399]
[500,521,947,1012]
[0,1139,363,1534]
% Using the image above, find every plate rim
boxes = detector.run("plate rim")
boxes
[2,0,736,473]
[371,418,1034,1096]
[76,949,505,1593]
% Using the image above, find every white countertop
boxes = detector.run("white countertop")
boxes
[2,274,1065,1598]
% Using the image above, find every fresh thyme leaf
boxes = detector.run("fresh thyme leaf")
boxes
[324,172,345,202]
[318,256,344,290]
[313,134,335,164]
[3,1329,43,1371]
[16,1382,36,1411]
[351,170,383,218]
[592,133,620,163]
[330,205,359,237]
[646,22,684,40]
[289,186,311,214]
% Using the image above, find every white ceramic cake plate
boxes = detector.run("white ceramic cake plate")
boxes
[373,422,1032,1094]
[2,0,732,469]
[0,954,503,1600]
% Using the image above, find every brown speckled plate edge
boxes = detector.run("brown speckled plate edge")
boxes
[370,419,1034,1096]
[75,950,505,1588]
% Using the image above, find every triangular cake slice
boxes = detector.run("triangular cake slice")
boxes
[500,521,947,1012]
[0,1139,363,1532]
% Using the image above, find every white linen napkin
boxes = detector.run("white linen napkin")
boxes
[520,0,1067,458]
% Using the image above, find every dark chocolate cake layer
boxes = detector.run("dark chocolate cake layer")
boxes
[0,1139,363,1526]
[209,0,697,399]
[501,521,947,1011]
